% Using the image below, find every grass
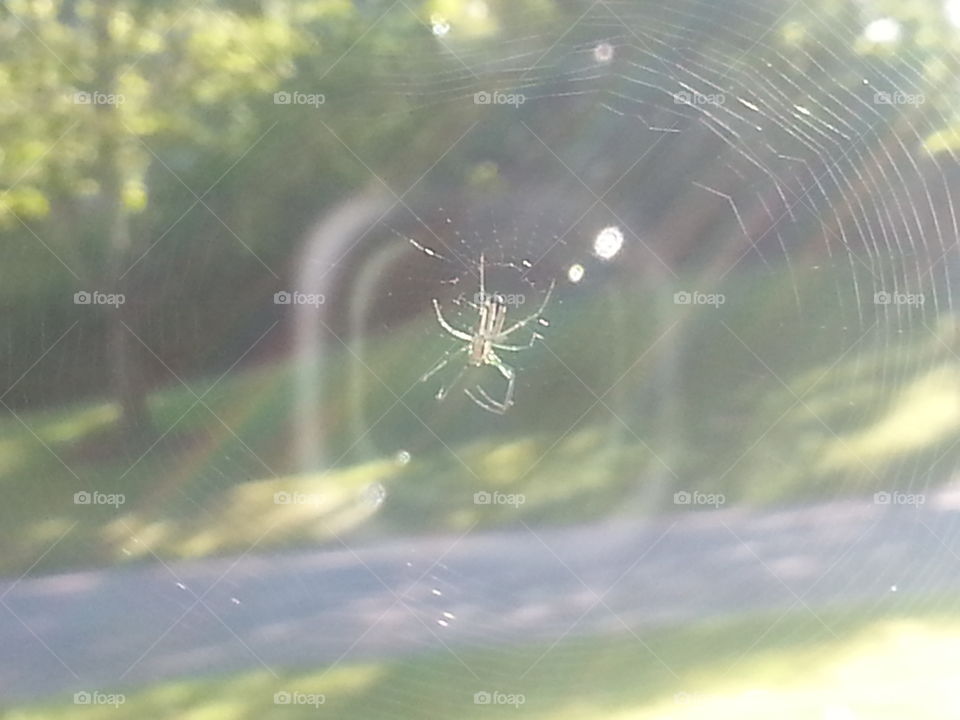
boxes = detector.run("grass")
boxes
[6,595,960,719]
[2,266,960,577]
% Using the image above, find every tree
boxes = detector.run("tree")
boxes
[0,0,312,437]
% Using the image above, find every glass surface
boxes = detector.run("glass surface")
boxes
[3,1,960,718]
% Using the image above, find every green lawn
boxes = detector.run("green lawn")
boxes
[7,596,960,719]
[3,268,959,577]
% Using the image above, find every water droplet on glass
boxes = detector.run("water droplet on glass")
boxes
[593,226,624,260]
[568,264,585,283]
[176,582,187,590]
[864,17,900,43]
[443,611,455,619]
[593,42,614,63]
[437,619,449,627]
[364,483,386,508]
[395,450,411,466]
[231,597,241,605]
[431,588,443,596]
[431,14,451,37]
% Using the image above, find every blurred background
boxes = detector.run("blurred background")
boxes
[3,0,960,717]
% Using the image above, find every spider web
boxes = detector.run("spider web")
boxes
[11,0,960,709]
[342,0,960,498]
[314,0,960,704]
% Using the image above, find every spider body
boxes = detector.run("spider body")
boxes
[421,254,554,414]
[468,294,508,365]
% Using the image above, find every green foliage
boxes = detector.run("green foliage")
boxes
[0,0,313,226]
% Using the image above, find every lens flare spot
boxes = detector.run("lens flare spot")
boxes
[467,1,489,20]
[431,14,451,37]
[864,17,900,44]
[364,483,386,508]
[948,0,960,29]
[594,42,614,63]
[594,226,624,260]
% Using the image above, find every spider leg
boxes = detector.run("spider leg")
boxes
[432,299,473,341]
[465,354,515,414]
[420,344,467,383]
[500,279,556,337]
[492,331,542,351]
[465,387,507,414]
[436,363,469,401]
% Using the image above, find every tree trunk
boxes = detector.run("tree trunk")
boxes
[106,206,151,439]
[107,298,151,438]
[94,0,152,440]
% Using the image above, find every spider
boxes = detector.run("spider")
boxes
[420,254,555,414]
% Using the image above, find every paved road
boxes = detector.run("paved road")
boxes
[3,488,960,703]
